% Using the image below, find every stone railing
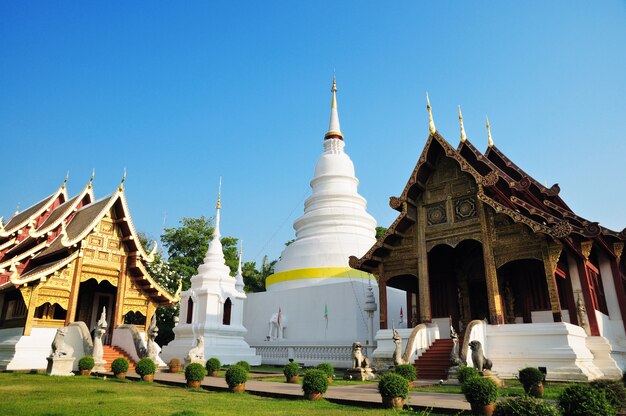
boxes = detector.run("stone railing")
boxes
[252,344,374,368]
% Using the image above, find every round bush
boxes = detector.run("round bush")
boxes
[518,367,544,390]
[234,360,251,373]
[205,357,221,374]
[169,358,181,368]
[590,379,626,410]
[462,377,498,406]
[111,357,129,374]
[458,365,480,384]
[316,362,334,378]
[185,362,207,382]
[283,362,300,378]
[225,365,248,388]
[558,383,615,416]
[394,364,417,382]
[494,395,560,416]
[78,356,95,371]
[135,357,157,377]
[378,372,410,399]
[302,369,329,395]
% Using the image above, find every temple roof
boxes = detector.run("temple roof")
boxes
[351,128,625,273]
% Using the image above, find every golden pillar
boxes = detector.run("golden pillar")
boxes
[417,205,432,323]
[541,241,563,322]
[64,252,84,326]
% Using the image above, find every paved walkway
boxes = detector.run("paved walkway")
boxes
[117,371,470,414]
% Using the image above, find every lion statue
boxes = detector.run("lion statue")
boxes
[185,336,205,365]
[469,340,492,372]
[351,342,370,369]
[50,327,74,358]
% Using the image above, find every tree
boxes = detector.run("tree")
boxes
[375,226,388,240]
[241,256,276,293]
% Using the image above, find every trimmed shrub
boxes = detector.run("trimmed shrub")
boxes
[316,362,334,378]
[135,357,157,377]
[462,376,498,406]
[185,363,207,382]
[590,379,626,411]
[78,356,95,371]
[205,358,221,374]
[234,360,251,373]
[378,372,410,399]
[518,367,544,390]
[394,364,417,382]
[225,365,248,388]
[558,383,616,416]
[302,369,329,395]
[283,362,300,379]
[111,357,129,375]
[458,365,480,384]
[494,395,560,416]
[169,358,181,368]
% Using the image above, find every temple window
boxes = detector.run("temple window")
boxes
[124,310,146,325]
[3,291,27,320]
[186,298,193,324]
[34,302,67,320]
[223,298,232,325]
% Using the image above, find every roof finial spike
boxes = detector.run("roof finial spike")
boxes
[119,168,126,191]
[238,240,243,273]
[486,116,494,147]
[324,74,343,140]
[89,168,95,184]
[63,171,69,188]
[15,203,20,215]
[0,216,5,233]
[214,177,222,239]
[426,92,436,135]
[458,105,467,143]
[216,176,222,210]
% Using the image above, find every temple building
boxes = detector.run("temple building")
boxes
[243,79,405,366]
[350,99,626,380]
[0,175,177,370]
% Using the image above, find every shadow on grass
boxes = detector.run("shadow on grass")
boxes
[170,411,202,416]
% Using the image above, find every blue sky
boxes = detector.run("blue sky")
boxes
[1,1,625,263]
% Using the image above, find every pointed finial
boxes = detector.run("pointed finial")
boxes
[63,171,69,188]
[15,203,20,215]
[238,240,243,272]
[458,105,467,143]
[89,168,95,187]
[325,74,343,140]
[0,216,5,233]
[486,116,494,147]
[426,92,436,134]
[119,168,126,191]
[216,176,222,210]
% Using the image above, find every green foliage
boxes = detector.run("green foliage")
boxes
[458,365,480,384]
[394,364,417,382]
[225,365,248,388]
[283,362,300,378]
[462,377,498,406]
[234,361,251,373]
[494,395,560,416]
[135,358,157,377]
[316,362,334,378]
[590,379,626,411]
[111,358,129,374]
[518,367,544,389]
[302,369,329,395]
[205,357,221,374]
[185,363,207,382]
[558,383,616,416]
[378,373,409,399]
[242,256,276,293]
[375,226,388,240]
[78,356,94,371]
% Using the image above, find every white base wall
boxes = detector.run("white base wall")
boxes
[0,327,57,371]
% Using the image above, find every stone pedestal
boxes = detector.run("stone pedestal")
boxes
[46,356,75,376]
[343,367,376,381]
[446,365,461,385]
[93,359,107,373]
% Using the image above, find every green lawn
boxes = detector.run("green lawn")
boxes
[0,373,440,416]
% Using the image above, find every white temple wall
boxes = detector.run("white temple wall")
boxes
[598,251,624,324]
[0,327,56,371]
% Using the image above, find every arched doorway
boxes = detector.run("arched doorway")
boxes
[223,298,232,325]
[74,279,116,344]
[387,274,418,328]
[497,259,550,323]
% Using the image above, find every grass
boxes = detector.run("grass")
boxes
[0,372,442,416]
[412,379,570,400]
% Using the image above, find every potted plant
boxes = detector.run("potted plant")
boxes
[283,361,300,383]
[78,356,95,376]
[225,365,248,393]
[458,365,481,384]
[518,367,545,397]
[168,358,181,374]
[394,364,417,385]
[316,362,334,384]
[462,376,498,416]
[494,395,560,416]
[378,372,409,409]
[205,357,221,377]
[185,362,207,388]
[111,357,129,379]
[558,383,616,416]
[135,357,157,382]
[302,369,329,400]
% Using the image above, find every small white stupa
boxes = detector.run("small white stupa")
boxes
[244,78,405,362]
[161,181,261,365]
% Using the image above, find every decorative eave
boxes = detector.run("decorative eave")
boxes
[132,260,178,305]
[0,237,16,252]
[0,182,68,238]
[0,251,79,291]
[0,240,48,271]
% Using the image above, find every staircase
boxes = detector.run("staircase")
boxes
[414,338,453,380]
[102,345,136,372]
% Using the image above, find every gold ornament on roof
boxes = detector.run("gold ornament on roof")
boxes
[486,116,494,147]
[216,176,222,209]
[458,105,467,143]
[426,92,436,135]
[119,168,126,191]
[89,168,95,188]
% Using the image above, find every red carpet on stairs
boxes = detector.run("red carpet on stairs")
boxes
[102,345,136,372]
[414,338,453,380]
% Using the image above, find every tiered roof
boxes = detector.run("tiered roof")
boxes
[350,106,626,273]
[0,176,176,305]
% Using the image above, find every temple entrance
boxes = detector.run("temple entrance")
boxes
[428,240,488,331]
[497,259,550,323]
[387,274,418,328]
[74,279,117,344]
